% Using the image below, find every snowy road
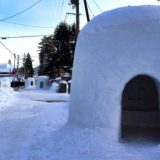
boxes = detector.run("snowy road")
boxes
[1,89,160,160]
[0,90,69,160]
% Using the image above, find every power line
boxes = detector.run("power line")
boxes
[59,0,66,20]
[0,40,14,56]
[0,34,53,39]
[92,0,103,12]
[0,0,42,21]
[87,2,95,17]
[1,20,55,29]
[50,1,60,30]
[54,0,63,26]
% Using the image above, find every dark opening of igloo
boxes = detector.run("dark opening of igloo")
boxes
[31,81,33,86]
[121,75,160,143]
[40,82,44,88]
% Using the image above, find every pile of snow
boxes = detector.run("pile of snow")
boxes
[0,77,15,110]
[50,82,59,92]
[0,77,12,88]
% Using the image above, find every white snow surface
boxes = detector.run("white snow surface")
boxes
[0,89,160,159]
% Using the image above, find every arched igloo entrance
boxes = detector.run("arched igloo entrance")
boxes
[121,75,160,142]
[31,81,34,86]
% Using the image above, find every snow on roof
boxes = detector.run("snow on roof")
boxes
[55,77,62,81]
[26,77,35,80]
[0,63,12,72]
[37,76,49,80]
[60,80,67,84]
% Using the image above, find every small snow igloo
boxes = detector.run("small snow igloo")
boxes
[25,77,36,88]
[36,76,49,89]
[68,5,160,142]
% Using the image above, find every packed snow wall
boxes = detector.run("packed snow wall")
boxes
[68,5,160,140]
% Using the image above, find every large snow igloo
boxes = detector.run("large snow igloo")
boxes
[68,5,160,142]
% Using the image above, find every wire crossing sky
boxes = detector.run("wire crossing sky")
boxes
[0,0,159,67]
[0,0,42,21]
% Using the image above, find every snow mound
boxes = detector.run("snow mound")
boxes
[0,87,15,109]
[0,77,15,110]
[50,82,59,92]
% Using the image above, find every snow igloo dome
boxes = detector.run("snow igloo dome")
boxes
[25,77,36,88]
[68,5,160,141]
[36,76,49,89]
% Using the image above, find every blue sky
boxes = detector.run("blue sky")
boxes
[0,0,159,67]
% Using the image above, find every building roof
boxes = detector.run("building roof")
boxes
[0,63,12,73]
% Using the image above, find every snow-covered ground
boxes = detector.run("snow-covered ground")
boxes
[0,89,160,160]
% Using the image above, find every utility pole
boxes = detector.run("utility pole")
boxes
[17,55,19,79]
[13,53,16,89]
[13,53,16,70]
[76,0,80,37]
[83,0,90,22]
[70,0,80,38]
[23,53,26,78]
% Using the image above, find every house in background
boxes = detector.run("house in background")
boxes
[0,63,13,77]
